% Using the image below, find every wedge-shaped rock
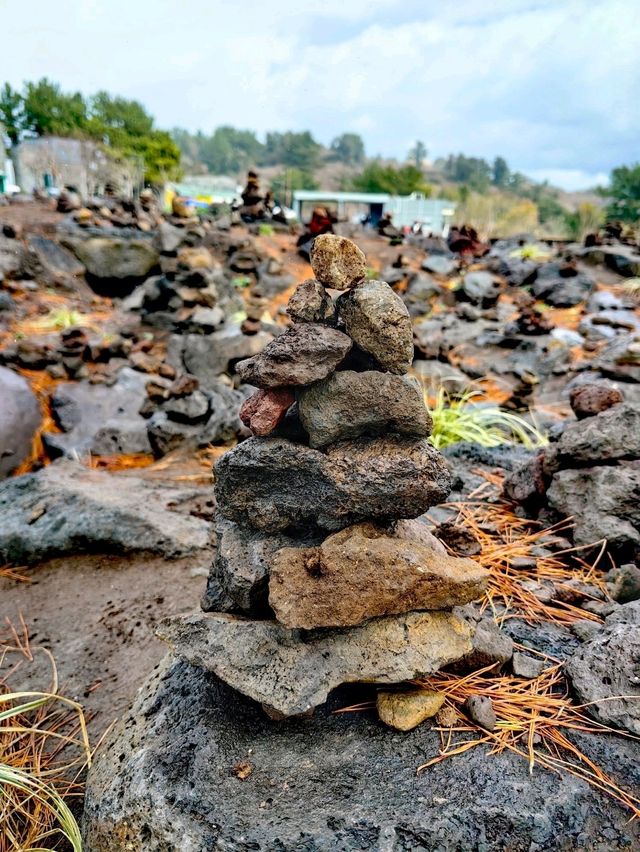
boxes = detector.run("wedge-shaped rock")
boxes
[337,280,414,374]
[298,370,431,449]
[214,436,451,532]
[158,610,472,716]
[235,324,352,388]
[269,523,488,628]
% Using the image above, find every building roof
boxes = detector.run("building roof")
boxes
[293,190,390,204]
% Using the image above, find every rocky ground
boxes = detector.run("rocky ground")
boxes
[1,195,640,850]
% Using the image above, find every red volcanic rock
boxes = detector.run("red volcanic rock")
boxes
[239,388,295,437]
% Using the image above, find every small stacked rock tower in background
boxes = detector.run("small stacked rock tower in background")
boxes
[161,235,489,720]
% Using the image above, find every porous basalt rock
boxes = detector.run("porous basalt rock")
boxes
[158,609,472,716]
[297,370,431,449]
[214,435,451,532]
[235,324,352,388]
[286,278,336,323]
[310,233,366,290]
[337,279,414,374]
[269,522,489,629]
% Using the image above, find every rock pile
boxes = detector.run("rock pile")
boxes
[160,235,490,718]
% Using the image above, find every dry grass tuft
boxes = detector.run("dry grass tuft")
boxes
[417,660,640,820]
[0,617,93,851]
[443,492,608,625]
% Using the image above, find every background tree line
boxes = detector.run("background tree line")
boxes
[0,78,181,184]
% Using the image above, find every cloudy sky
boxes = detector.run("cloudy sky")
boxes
[4,0,639,189]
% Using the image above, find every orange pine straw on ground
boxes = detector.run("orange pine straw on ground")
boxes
[88,452,156,471]
[417,660,640,821]
[442,498,608,625]
[0,618,92,852]
[0,565,31,583]
[13,369,63,476]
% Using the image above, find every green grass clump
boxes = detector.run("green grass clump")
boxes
[30,308,87,331]
[509,244,550,262]
[258,223,274,236]
[231,275,251,289]
[427,388,548,451]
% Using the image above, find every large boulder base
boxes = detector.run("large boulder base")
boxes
[0,459,210,563]
[214,435,452,532]
[269,522,488,629]
[297,370,431,449]
[82,656,640,851]
[158,610,472,716]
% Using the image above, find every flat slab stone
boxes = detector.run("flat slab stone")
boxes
[82,656,640,851]
[269,522,489,629]
[214,435,451,532]
[236,324,352,389]
[158,610,472,716]
[0,459,210,563]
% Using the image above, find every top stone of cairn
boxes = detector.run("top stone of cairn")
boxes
[310,234,367,290]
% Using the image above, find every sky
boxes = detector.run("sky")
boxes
[3,0,639,190]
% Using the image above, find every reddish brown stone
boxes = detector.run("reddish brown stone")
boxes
[240,389,295,437]
[569,383,624,420]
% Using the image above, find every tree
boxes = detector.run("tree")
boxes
[443,154,491,191]
[0,83,24,146]
[409,140,427,168]
[351,162,432,196]
[565,202,604,240]
[261,131,321,170]
[492,156,509,187]
[330,133,365,165]
[89,91,154,138]
[270,168,318,205]
[606,163,640,222]
[22,78,88,137]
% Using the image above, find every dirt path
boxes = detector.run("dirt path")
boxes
[0,551,207,732]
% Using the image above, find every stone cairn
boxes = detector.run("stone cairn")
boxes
[160,235,489,726]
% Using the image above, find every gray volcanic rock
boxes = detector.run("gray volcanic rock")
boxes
[62,233,159,293]
[547,463,640,555]
[45,367,151,458]
[158,610,472,716]
[82,656,640,852]
[532,263,595,307]
[567,601,640,734]
[236,324,352,388]
[203,516,321,616]
[309,234,366,290]
[286,278,335,324]
[214,435,452,532]
[169,327,275,384]
[544,403,640,473]
[337,280,414,374]
[297,370,431,449]
[0,459,210,563]
[269,522,489,629]
[0,366,41,479]
[24,235,85,288]
[461,271,501,306]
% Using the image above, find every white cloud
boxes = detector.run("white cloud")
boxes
[2,0,639,189]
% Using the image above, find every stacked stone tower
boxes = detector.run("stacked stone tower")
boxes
[161,235,488,718]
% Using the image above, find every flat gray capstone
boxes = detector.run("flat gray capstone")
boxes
[0,459,210,563]
[158,609,472,716]
[82,656,640,851]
